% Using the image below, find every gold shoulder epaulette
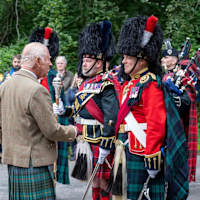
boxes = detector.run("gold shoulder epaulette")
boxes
[140,74,150,84]
[149,72,156,80]
[139,72,156,84]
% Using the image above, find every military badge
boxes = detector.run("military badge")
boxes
[129,86,139,98]
[167,49,172,55]
[83,83,102,93]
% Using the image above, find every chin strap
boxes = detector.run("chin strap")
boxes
[84,60,98,75]
[103,60,106,73]
[129,57,139,75]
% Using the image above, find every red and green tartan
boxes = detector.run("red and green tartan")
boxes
[92,187,111,200]
[90,143,113,180]
[186,86,198,182]
[90,144,113,200]
[8,164,55,200]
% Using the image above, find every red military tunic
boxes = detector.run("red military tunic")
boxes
[119,68,166,169]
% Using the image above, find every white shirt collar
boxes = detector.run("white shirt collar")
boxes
[21,68,38,79]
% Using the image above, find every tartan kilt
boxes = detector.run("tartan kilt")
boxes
[56,141,69,184]
[8,164,55,200]
[126,148,165,200]
[118,133,165,200]
[90,143,113,180]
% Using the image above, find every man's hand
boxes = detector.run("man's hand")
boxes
[98,148,110,164]
[53,98,65,115]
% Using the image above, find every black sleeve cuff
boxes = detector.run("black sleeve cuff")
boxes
[144,151,162,170]
[100,136,115,150]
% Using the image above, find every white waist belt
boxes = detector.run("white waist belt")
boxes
[75,116,103,126]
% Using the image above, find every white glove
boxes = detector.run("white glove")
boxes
[98,148,110,164]
[53,98,65,115]
[147,169,160,179]
[173,95,181,107]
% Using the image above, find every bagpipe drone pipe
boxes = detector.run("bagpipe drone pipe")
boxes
[163,38,200,98]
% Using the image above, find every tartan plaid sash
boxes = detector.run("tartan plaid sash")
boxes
[163,86,189,200]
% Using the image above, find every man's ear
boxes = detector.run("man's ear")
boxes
[35,56,42,66]
[97,60,103,69]
[139,59,148,67]
[32,57,41,71]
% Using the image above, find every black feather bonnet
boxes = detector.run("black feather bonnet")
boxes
[117,16,163,63]
[77,20,115,77]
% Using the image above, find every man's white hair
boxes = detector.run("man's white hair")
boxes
[21,42,47,68]
[56,56,67,65]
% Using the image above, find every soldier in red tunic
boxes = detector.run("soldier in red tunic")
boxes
[112,15,189,200]
[113,16,167,200]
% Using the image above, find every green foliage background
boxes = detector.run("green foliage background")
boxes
[1,0,199,73]
[0,0,199,150]
[0,0,199,72]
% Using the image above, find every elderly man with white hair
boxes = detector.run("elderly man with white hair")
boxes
[0,42,76,200]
